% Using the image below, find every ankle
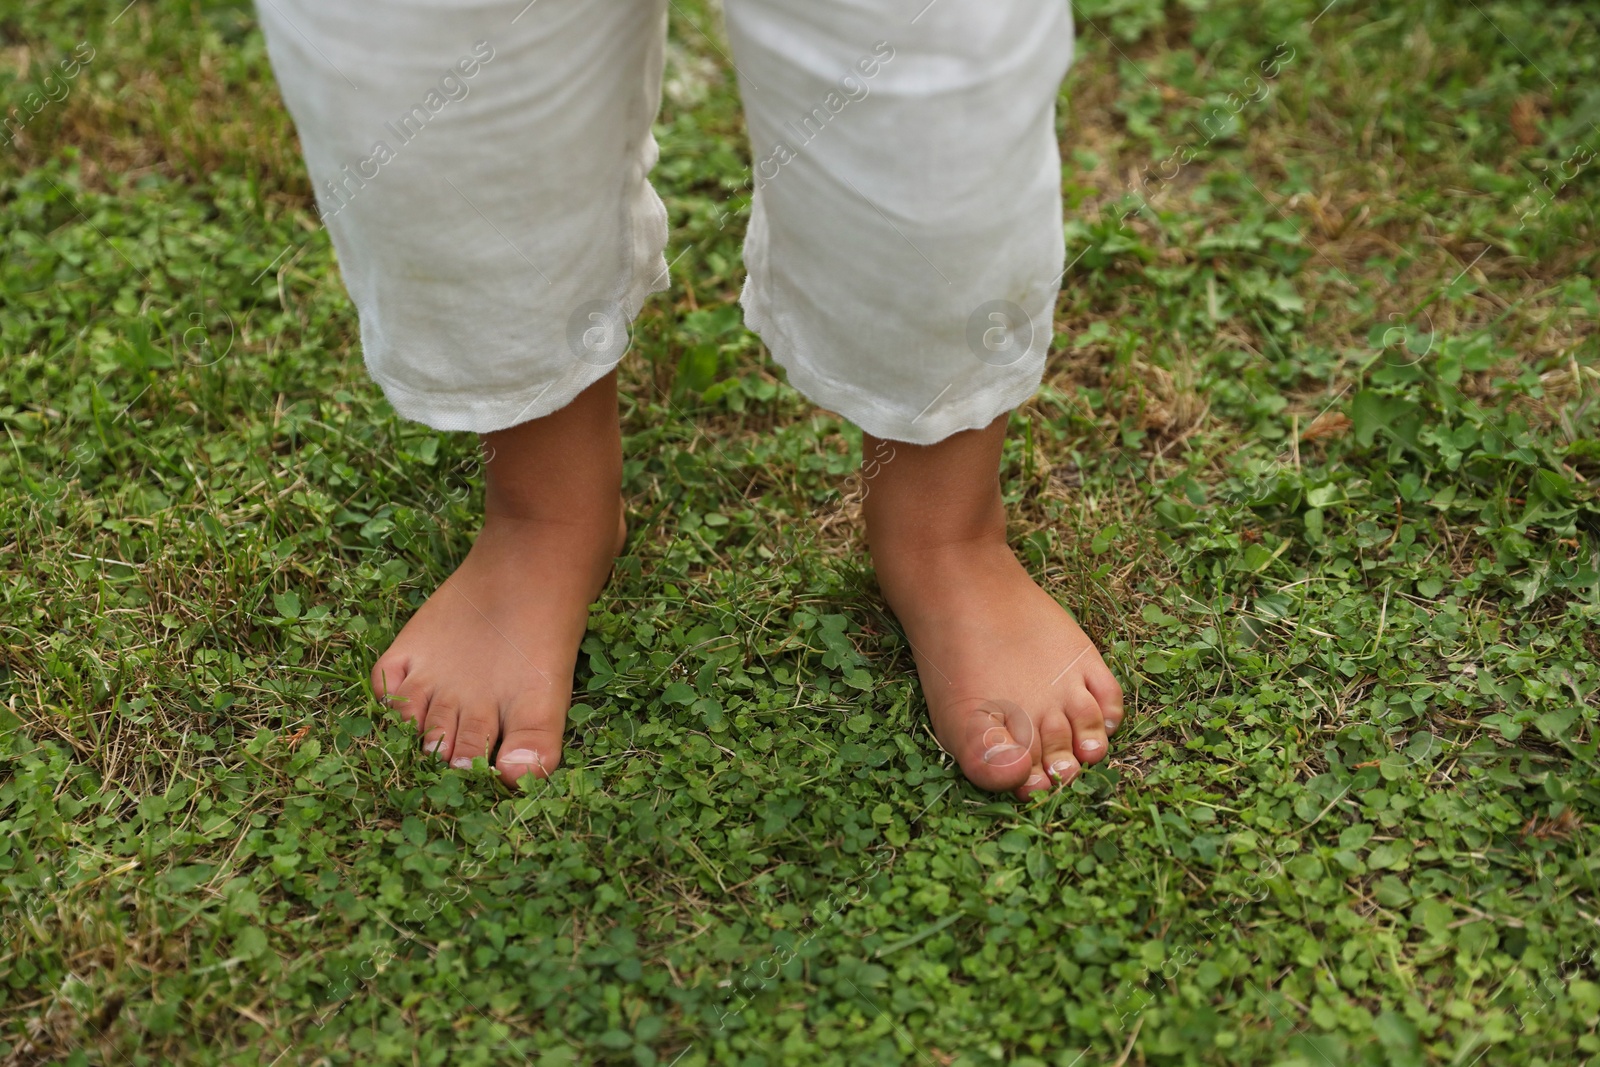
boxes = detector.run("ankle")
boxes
[868,520,1014,615]
[483,487,622,533]
[476,376,623,527]
[858,420,1010,561]
[864,489,1006,557]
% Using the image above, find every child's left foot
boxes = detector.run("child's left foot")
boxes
[861,420,1124,798]
[870,533,1123,799]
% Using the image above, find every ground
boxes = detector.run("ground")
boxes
[1,0,1598,1064]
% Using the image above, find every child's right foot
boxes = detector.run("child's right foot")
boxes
[370,504,624,786]
[368,371,626,786]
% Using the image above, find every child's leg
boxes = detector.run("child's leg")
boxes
[726,0,1119,795]
[372,372,625,784]
[862,419,1122,798]
[256,0,671,782]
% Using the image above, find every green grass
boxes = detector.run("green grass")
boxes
[3,0,1599,1063]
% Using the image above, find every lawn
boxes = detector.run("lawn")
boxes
[2,0,1598,1064]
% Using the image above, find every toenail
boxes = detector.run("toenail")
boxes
[450,757,473,770]
[500,749,542,769]
[1080,738,1105,755]
[1050,760,1079,783]
[1024,773,1050,792]
[423,739,443,755]
[982,743,1027,765]
[1104,718,1121,735]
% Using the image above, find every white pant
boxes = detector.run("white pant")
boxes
[257,0,1074,444]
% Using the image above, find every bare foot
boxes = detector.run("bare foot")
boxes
[371,507,624,785]
[872,537,1123,799]
[369,371,626,786]
[862,418,1124,799]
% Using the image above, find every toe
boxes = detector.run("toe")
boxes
[372,653,414,716]
[447,701,500,771]
[1086,665,1125,736]
[494,695,564,788]
[1037,707,1081,789]
[419,695,458,761]
[387,676,431,736]
[953,698,1036,793]
[1013,766,1053,801]
[1063,682,1110,766]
